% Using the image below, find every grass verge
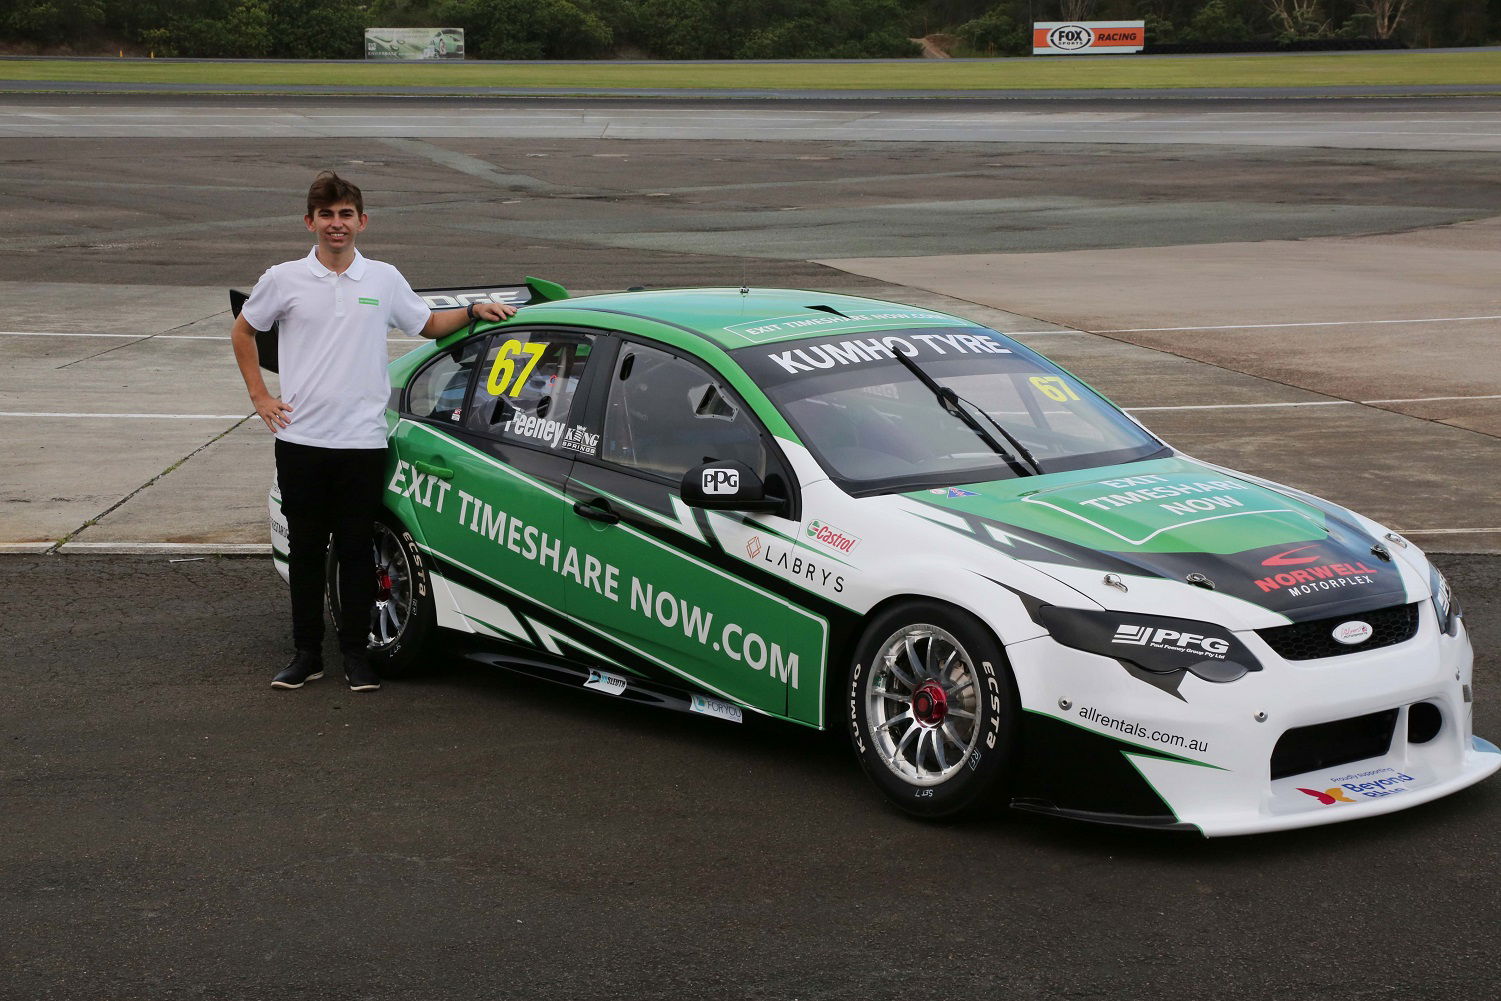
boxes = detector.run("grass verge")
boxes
[1,51,1500,91]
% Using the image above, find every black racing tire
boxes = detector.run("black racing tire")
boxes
[847,601,1018,819]
[327,510,436,678]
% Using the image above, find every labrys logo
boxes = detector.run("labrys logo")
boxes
[806,520,858,553]
[1047,24,1092,49]
[1299,787,1357,806]
[1262,546,1321,566]
[745,536,762,559]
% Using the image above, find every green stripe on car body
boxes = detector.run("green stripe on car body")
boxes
[399,420,830,727]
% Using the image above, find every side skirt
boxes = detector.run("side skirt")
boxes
[450,636,745,724]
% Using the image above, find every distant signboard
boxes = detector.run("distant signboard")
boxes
[365,28,465,60]
[1032,22,1145,55]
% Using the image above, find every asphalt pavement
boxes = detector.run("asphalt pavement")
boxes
[4,92,1501,999]
[4,551,1500,1001]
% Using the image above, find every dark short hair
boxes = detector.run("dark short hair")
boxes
[306,170,363,216]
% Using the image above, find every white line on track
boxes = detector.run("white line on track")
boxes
[1126,394,1501,413]
[54,542,271,554]
[0,412,248,419]
[0,330,223,339]
[1396,528,1501,535]
[1096,314,1501,333]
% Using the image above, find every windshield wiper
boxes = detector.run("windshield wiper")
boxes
[891,350,1041,477]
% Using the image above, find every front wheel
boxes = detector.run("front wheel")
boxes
[848,602,1017,819]
[327,511,435,678]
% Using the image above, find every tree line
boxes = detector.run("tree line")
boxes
[2,1,1497,59]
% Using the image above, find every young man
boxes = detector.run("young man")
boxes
[231,171,515,692]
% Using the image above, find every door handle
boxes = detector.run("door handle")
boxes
[414,459,454,481]
[573,498,620,525]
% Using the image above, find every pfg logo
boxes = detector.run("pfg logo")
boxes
[702,467,739,495]
[1047,24,1093,50]
[1113,624,1231,657]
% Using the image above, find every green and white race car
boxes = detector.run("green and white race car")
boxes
[258,280,1500,835]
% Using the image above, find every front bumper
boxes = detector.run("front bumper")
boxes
[1006,601,1500,836]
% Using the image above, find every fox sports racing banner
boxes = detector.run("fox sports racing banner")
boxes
[1032,22,1145,55]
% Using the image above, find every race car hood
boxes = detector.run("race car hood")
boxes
[902,456,1411,624]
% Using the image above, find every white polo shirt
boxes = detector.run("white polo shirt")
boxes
[241,248,431,449]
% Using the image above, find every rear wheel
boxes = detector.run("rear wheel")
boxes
[848,601,1017,818]
[327,511,435,678]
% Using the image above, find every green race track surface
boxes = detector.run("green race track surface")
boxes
[2,51,1500,92]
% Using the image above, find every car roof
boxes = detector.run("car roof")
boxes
[549,287,983,351]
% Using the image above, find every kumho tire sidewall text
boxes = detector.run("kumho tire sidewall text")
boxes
[848,601,1017,819]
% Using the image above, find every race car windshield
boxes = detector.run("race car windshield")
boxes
[736,327,1167,495]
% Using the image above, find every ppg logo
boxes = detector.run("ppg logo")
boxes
[1047,25,1092,50]
[702,467,740,494]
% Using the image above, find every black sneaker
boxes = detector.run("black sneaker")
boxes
[344,654,381,692]
[272,650,323,690]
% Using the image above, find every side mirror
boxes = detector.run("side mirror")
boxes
[681,460,785,513]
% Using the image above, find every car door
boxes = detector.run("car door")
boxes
[390,325,602,647]
[561,337,827,723]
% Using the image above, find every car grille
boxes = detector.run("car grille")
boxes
[1270,708,1399,781]
[1256,603,1420,661]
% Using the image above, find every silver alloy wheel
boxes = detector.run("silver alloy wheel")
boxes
[368,520,411,649]
[864,623,982,787]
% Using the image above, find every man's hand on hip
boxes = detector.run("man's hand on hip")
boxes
[253,394,293,432]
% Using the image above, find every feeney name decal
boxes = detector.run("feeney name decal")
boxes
[504,412,570,449]
[497,413,598,455]
[387,458,804,689]
[765,332,1010,375]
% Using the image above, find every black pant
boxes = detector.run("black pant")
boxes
[274,438,387,657]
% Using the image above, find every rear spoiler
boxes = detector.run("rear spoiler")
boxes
[229,276,569,374]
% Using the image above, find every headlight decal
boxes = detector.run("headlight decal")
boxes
[1429,565,1461,636]
[1039,606,1262,692]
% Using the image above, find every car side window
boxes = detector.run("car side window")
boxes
[405,339,484,425]
[465,330,596,452]
[601,342,769,481]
